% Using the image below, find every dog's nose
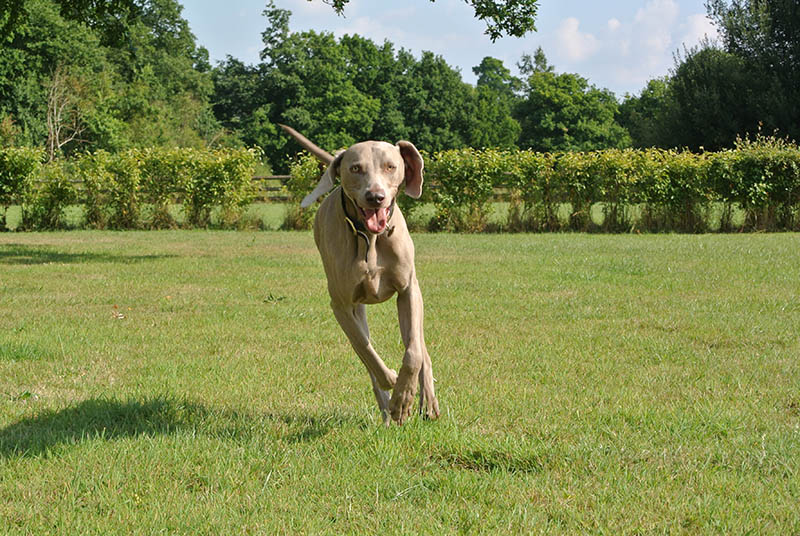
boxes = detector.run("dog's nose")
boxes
[365,190,386,205]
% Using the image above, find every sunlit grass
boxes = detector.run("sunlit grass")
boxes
[1,231,798,533]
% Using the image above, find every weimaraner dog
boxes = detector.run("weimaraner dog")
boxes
[281,124,439,425]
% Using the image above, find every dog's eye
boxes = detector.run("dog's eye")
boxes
[384,163,396,172]
[350,164,362,174]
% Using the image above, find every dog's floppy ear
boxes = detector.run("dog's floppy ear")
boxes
[300,151,344,208]
[397,141,424,199]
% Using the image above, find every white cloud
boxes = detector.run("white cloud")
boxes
[633,0,679,62]
[607,18,621,32]
[283,0,333,16]
[681,13,720,47]
[556,17,599,62]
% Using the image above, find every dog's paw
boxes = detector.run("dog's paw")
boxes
[419,387,440,421]
[388,369,418,424]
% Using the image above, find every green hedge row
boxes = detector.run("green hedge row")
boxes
[0,147,261,230]
[288,137,800,233]
[4,139,799,232]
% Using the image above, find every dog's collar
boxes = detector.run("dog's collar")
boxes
[340,188,395,262]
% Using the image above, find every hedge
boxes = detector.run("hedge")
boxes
[0,147,44,230]
[3,140,799,232]
[0,147,261,230]
[288,139,800,233]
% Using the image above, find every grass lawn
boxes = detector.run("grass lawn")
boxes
[1,230,798,534]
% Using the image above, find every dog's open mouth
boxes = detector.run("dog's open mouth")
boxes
[359,206,390,234]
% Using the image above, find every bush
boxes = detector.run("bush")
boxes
[20,162,77,230]
[506,151,557,231]
[283,152,324,230]
[0,147,44,230]
[6,141,800,233]
[184,148,261,228]
[76,150,115,229]
[427,148,509,232]
[138,148,192,229]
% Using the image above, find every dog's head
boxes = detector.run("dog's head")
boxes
[300,141,424,234]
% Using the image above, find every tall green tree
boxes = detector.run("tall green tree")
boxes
[515,58,630,151]
[706,0,800,140]
[619,78,675,149]
[470,57,521,148]
[232,2,514,169]
[0,0,221,154]
[667,44,773,151]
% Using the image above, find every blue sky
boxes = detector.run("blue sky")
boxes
[181,0,719,98]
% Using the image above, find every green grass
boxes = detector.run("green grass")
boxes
[1,231,798,534]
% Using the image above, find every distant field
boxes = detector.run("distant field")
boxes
[1,231,798,534]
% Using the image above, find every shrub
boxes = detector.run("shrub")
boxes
[506,151,558,231]
[0,147,44,230]
[20,162,77,230]
[76,150,114,229]
[427,148,508,232]
[283,151,324,230]
[105,151,143,229]
[184,148,260,228]
[138,148,193,229]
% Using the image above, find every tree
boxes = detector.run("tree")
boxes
[473,56,522,98]
[468,85,521,148]
[0,0,221,153]
[667,44,773,151]
[619,77,675,148]
[0,0,142,44]
[45,65,87,161]
[235,3,507,169]
[515,52,629,151]
[315,0,538,41]
[517,46,553,77]
[706,0,800,140]
[470,57,521,148]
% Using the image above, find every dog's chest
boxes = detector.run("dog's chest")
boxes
[351,263,394,304]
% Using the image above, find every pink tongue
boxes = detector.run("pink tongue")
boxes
[363,208,388,233]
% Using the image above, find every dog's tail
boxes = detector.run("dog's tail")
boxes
[278,124,334,165]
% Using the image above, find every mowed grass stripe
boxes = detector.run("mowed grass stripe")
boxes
[1,231,798,534]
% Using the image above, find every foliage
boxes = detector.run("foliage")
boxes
[6,147,261,230]
[0,146,43,229]
[667,44,775,152]
[622,1,800,150]
[421,143,799,232]
[183,147,261,228]
[211,8,567,171]
[516,68,631,152]
[427,148,510,232]
[0,0,222,156]
[618,78,674,149]
[20,160,76,230]
[283,151,323,230]
[706,0,800,142]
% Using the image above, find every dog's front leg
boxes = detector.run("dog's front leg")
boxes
[332,303,397,418]
[391,276,439,424]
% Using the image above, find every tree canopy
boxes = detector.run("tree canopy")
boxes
[0,0,219,153]
[13,0,798,166]
[620,0,800,150]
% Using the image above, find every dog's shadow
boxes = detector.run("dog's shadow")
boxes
[0,396,365,458]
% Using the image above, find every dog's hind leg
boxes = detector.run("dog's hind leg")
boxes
[369,372,392,425]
